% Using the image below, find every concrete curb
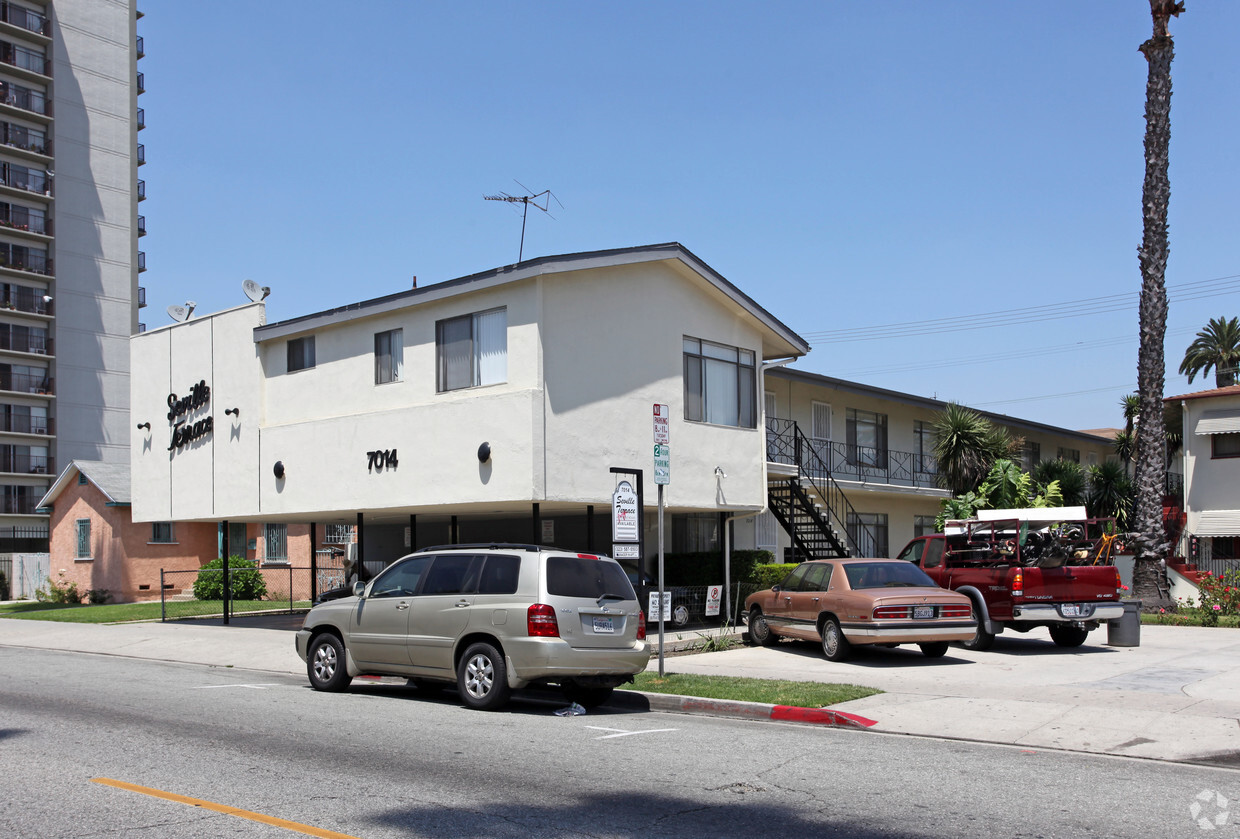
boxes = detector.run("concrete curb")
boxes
[611,690,878,729]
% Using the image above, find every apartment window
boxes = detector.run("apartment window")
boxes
[151,522,175,544]
[76,518,91,558]
[287,336,315,372]
[374,328,403,384]
[1057,447,1080,463]
[1022,441,1041,471]
[0,201,46,234]
[683,337,756,428]
[1213,433,1240,459]
[914,420,936,474]
[265,523,288,563]
[846,409,888,468]
[914,515,938,538]
[437,308,507,392]
[847,512,888,558]
[756,510,778,550]
[673,513,719,552]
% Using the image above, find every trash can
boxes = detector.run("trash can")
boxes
[1107,599,1142,647]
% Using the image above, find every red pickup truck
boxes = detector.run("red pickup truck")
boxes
[894,509,1125,650]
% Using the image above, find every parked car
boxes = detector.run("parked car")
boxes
[744,558,976,661]
[618,562,701,628]
[296,544,651,710]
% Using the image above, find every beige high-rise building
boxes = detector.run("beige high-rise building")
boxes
[0,0,143,551]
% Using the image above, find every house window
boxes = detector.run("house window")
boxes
[914,515,937,538]
[672,513,719,552]
[847,512,888,558]
[1213,433,1240,459]
[323,524,354,544]
[75,518,91,558]
[265,523,288,563]
[846,409,888,468]
[287,336,315,372]
[436,308,507,392]
[1022,441,1041,471]
[151,522,174,544]
[1058,447,1080,463]
[683,337,756,428]
[914,420,936,475]
[374,328,403,384]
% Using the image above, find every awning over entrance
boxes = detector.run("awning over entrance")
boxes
[1195,511,1240,537]
[1195,409,1240,435]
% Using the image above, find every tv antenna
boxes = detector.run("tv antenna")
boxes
[484,181,562,262]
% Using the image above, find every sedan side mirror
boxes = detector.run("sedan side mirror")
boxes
[353,580,367,598]
[771,584,782,593]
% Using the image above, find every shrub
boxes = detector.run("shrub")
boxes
[86,589,111,605]
[0,569,8,600]
[1195,569,1240,617]
[36,570,82,604]
[192,556,268,601]
[660,550,773,587]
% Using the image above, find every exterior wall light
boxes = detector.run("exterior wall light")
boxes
[225,407,239,416]
[477,442,491,463]
[136,422,150,431]
[273,461,285,479]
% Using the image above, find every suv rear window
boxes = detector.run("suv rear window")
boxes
[546,557,635,599]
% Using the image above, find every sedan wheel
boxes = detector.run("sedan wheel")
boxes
[749,609,778,647]
[919,642,949,658]
[670,602,691,628]
[307,633,352,692]
[457,642,512,711]
[821,618,851,662]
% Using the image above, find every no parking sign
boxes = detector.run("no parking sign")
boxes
[705,585,722,617]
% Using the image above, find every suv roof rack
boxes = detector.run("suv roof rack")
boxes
[414,543,547,554]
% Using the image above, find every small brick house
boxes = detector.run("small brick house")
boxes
[38,460,317,603]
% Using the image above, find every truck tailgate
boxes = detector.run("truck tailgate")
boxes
[1021,565,1119,602]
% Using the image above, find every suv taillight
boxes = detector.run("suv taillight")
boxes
[636,610,646,641]
[527,603,560,637]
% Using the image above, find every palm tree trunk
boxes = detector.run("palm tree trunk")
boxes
[1131,1,1183,611]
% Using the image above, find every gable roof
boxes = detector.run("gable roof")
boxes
[253,242,810,359]
[38,460,131,509]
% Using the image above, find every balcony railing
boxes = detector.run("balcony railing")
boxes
[0,289,51,315]
[0,208,48,235]
[136,35,144,58]
[138,251,146,272]
[0,332,50,355]
[136,72,144,94]
[0,413,52,435]
[0,167,49,195]
[137,215,146,236]
[137,179,145,200]
[0,250,51,275]
[767,421,942,490]
[138,285,145,308]
[0,121,46,155]
[137,107,144,129]
[0,4,49,37]
[0,372,51,394]
[138,322,146,333]
[137,143,145,165]
[0,82,48,116]
[0,494,40,514]
[0,453,52,474]
[0,42,49,77]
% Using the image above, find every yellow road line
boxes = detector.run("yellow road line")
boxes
[91,777,361,839]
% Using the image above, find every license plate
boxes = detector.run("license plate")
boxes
[592,616,615,633]
[1061,604,1082,617]
[913,606,934,620]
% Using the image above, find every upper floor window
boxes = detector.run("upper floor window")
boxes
[437,308,506,392]
[1057,447,1080,463]
[1023,441,1041,471]
[683,337,755,428]
[847,408,888,468]
[913,419,936,474]
[287,336,315,372]
[374,328,403,384]
[1213,433,1240,459]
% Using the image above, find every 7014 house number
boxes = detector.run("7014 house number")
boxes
[367,449,398,471]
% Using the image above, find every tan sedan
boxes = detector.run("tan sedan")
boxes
[744,558,976,661]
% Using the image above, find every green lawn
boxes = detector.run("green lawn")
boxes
[0,600,309,623]
[631,671,880,707]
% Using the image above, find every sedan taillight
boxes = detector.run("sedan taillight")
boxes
[939,604,973,619]
[873,605,911,619]
[527,603,560,637]
[636,610,646,641]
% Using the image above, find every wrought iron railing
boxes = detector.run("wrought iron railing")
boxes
[805,438,939,488]
[767,417,866,556]
[1,3,48,36]
[0,413,52,435]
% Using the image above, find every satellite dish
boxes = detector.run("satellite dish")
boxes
[243,279,271,302]
[167,301,196,323]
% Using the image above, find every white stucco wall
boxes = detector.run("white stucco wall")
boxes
[1180,393,1240,537]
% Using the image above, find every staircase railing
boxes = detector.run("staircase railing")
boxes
[767,417,868,557]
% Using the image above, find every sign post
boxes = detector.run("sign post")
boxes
[653,404,670,676]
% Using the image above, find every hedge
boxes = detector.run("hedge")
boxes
[658,550,774,586]
[192,556,268,601]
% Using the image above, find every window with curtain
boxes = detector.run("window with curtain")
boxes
[374,328,403,384]
[287,336,315,372]
[682,337,756,428]
[436,308,506,392]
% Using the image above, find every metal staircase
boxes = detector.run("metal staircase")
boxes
[766,418,866,559]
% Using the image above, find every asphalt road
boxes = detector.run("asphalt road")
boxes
[1,646,1236,838]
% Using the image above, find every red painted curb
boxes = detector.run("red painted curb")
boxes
[770,705,877,728]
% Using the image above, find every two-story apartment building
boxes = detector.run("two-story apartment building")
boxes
[1167,384,1240,566]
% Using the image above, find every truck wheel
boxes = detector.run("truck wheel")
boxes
[959,613,994,652]
[919,642,949,658]
[821,618,851,662]
[749,608,778,647]
[1049,625,1089,648]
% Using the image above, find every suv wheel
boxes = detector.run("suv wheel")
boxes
[457,642,512,711]
[307,633,352,692]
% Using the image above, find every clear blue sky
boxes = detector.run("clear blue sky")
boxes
[137,2,1240,432]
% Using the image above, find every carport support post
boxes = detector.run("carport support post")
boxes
[221,520,230,625]
[532,503,540,545]
[586,505,594,552]
[409,515,416,551]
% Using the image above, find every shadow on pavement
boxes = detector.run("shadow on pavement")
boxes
[168,612,307,631]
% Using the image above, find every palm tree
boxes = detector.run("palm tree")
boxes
[1033,458,1087,508]
[1178,316,1240,387]
[1087,460,1134,531]
[1117,392,1140,476]
[932,403,1018,496]
[1131,0,1183,611]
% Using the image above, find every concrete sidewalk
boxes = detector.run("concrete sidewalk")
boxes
[3,615,1238,764]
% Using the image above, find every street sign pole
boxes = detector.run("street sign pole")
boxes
[652,403,670,677]
[657,483,665,677]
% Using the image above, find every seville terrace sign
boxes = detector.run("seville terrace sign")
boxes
[167,379,213,452]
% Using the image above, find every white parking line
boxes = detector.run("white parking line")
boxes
[585,725,680,740]
[191,683,279,690]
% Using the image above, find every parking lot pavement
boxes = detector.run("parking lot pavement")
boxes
[4,615,1239,763]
